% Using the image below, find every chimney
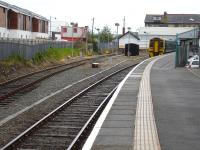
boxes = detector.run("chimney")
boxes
[123,27,125,35]
[164,11,167,16]
[163,11,168,23]
[123,16,125,34]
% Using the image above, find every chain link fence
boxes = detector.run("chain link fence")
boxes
[98,42,118,53]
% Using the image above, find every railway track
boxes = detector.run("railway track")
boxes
[0,55,115,101]
[1,62,137,150]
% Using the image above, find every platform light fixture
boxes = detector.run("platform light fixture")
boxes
[95,28,100,52]
[85,26,89,53]
[127,27,131,57]
[70,22,75,56]
[115,23,120,50]
[49,16,56,39]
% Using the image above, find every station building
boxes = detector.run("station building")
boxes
[138,27,193,49]
[0,0,49,39]
[138,12,200,49]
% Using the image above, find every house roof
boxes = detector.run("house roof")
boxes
[119,31,140,40]
[0,0,48,21]
[145,12,200,24]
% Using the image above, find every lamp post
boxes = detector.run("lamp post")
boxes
[70,22,74,56]
[127,27,131,57]
[144,31,149,52]
[85,26,88,54]
[96,28,100,52]
[115,23,120,51]
[49,16,56,39]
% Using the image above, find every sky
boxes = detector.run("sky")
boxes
[3,0,200,34]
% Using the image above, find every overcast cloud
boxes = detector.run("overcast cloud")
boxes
[3,0,200,33]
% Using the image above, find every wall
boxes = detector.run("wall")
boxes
[0,27,48,39]
[32,32,49,39]
[0,27,9,38]
[0,6,6,28]
[26,16,31,31]
[9,30,32,39]
[45,21,48,33]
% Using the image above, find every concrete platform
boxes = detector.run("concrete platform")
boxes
[152,54,200,150]
[83,53,200,150]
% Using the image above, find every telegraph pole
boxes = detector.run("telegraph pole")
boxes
[91,18,95,51]
[123,16,125,34]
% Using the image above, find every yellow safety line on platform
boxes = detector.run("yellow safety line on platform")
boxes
[134,56,163,150]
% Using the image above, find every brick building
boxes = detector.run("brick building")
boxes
[0,0,49,39]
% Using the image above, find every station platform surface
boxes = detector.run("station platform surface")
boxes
[83,53,200,150]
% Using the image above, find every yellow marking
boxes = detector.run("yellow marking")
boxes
[155,41,158,52]
[134,56,163,150]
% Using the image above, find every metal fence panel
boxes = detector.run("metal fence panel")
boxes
[0,38,72,60]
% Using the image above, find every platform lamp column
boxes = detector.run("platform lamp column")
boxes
[115,23,120,52]
[85,26,88,54]
[96,28,100,52]
[127,27,131,57]
[49,16,56,39]
[144,31,148,52]
[71,22,74,57]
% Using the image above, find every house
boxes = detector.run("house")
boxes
[61,24,87,41]
[119,31,140,49]
[0,0,49,39]
[145,12,200,27]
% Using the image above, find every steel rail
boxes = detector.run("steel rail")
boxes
[1,63,137,150]
[67,87,117,150]
[0,54,118,101]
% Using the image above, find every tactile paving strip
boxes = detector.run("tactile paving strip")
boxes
[134,57,163,150]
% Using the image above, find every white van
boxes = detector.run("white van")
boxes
[186,60,199,68]
[187,55,199,63]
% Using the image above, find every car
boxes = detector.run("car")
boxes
[187,55,199,63]
[186,59,199,68]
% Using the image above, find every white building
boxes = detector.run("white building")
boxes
[61,24,87,41]
[138,27,194,49]
[119,31,140,49]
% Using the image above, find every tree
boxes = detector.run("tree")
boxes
[99,26,113,42]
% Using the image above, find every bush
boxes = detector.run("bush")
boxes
[5,54,27,65]
[32,48,81,64]
[32,52,46,64]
